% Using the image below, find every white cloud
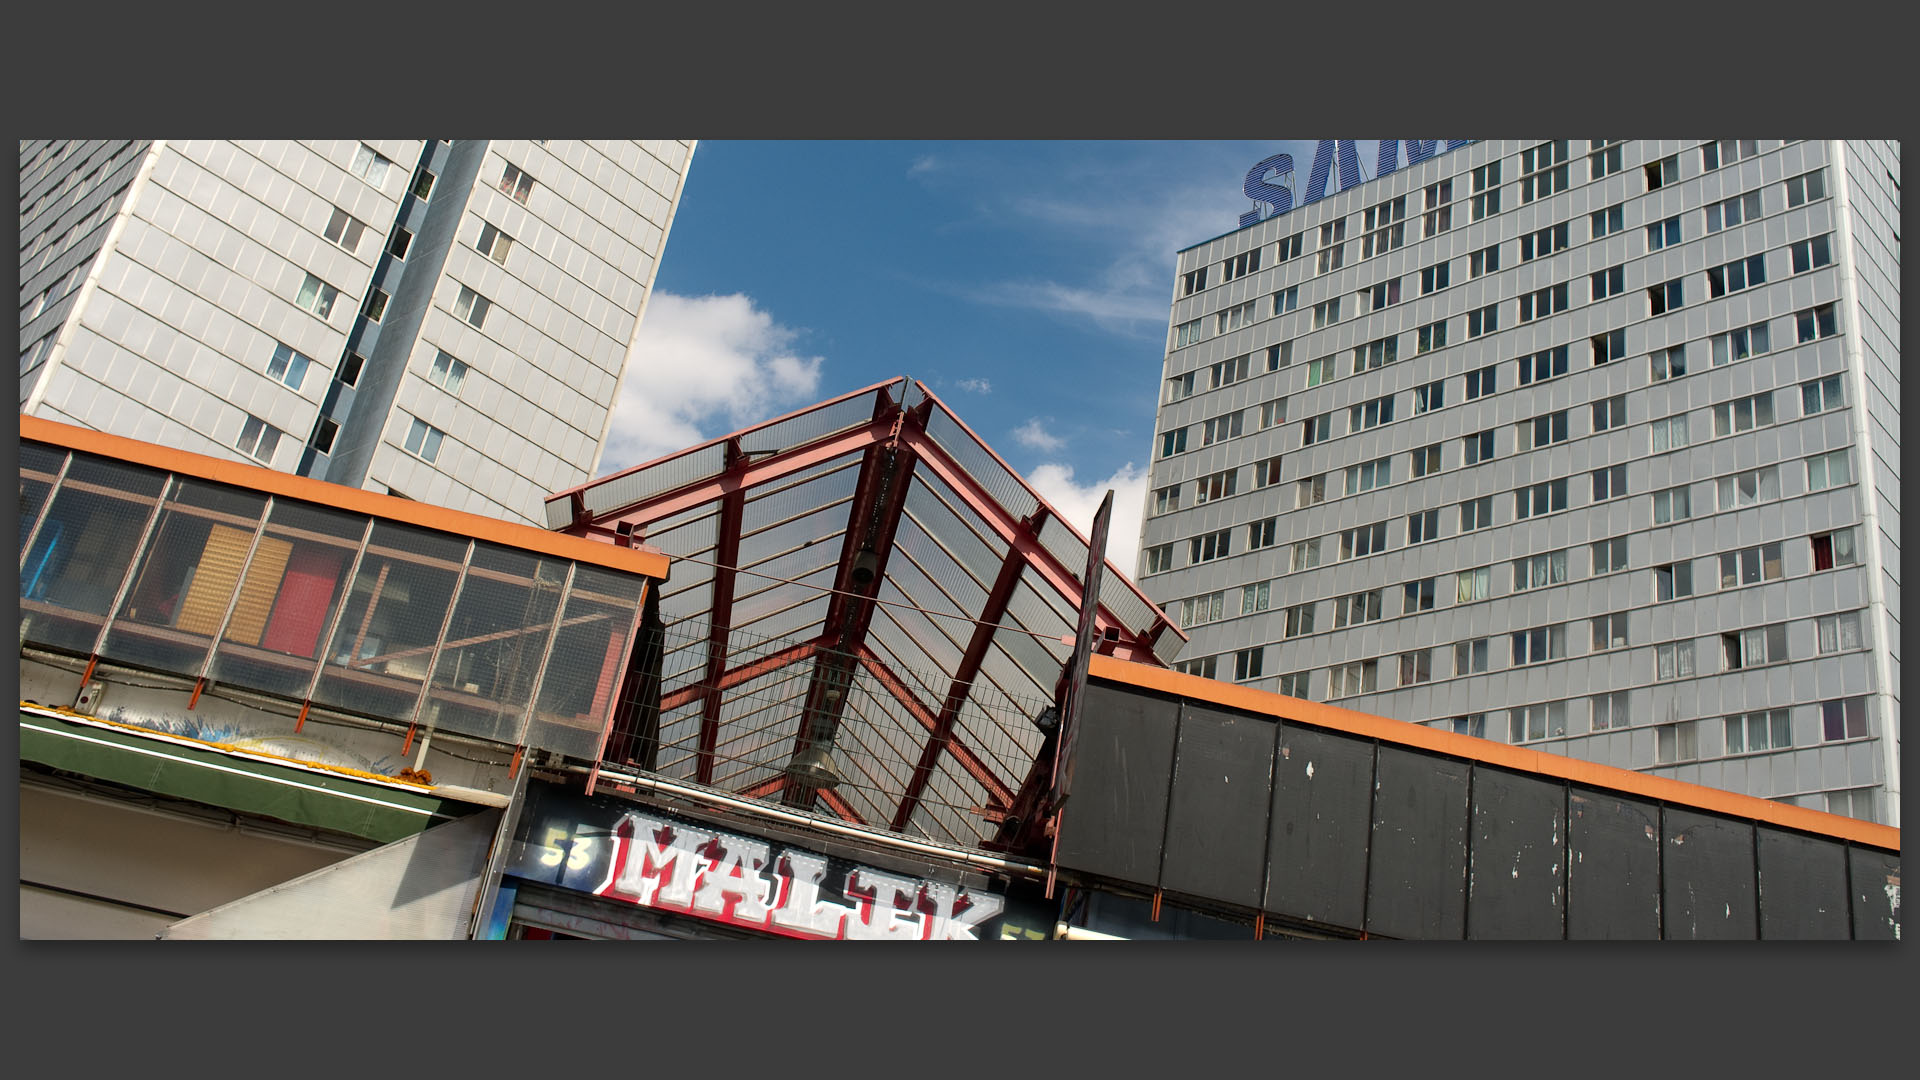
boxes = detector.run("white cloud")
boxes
[908,154,942,176]
[597,292,824,474]
[1025,460,1150,581]
[953,377,991,394]
[1013,417,1065,453]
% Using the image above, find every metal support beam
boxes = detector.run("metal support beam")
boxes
[658,635,827,714]
[853,645,1014,809]
[694,441,747,784]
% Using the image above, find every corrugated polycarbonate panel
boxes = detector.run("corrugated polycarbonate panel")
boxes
[740,473,858,541]
[874,579,966,675]
[525,565,646,758]
[926,750,992,845]
[731,563,837,626]
[732,593,830,649]
[1097,572,1158,640]
[731,548,839,605]
[743,389,880,459]
[864,607,950,706]
[738,502,853,569]
[743,455,864,507]
[581,441,728,519]
[647,511,719,560]
[1152,627,1188,664]
[424,545,568,746]
[99,480,270,677]
[1003,573,1073,644]
[903,474,1005,589]
[977,641,1050,705]
[657,577,713,627]
[952,700,1035,795]
[311,523,469,724]
[892,515,988,618]
[995,621,1067,690]
[1036,513,1090,591]
[923,405,1038,522]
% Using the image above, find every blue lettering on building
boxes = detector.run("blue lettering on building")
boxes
[1239,140,1473,228]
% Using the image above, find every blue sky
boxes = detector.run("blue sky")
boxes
[601,140,1338,570]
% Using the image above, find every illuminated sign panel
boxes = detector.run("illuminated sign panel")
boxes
[1240,140,1475,227]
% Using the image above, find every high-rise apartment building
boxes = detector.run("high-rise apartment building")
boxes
[1140,140,1899,825]
[19,139,693,525]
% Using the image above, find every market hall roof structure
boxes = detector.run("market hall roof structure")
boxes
[547,377,1186,849]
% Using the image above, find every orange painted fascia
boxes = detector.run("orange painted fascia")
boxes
[21,414,670,580]
[1088,653,1900,853]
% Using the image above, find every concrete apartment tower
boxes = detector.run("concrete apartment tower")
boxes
[1139,140,1899,825]
[20,139,694,525]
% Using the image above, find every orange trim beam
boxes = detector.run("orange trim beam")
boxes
[21,415,669,581]
[1087,653,1900,853]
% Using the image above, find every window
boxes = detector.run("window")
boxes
[1159,427,1188,458]
[1290,538,1322,572]
[1711,321,1771,365]
[1716,467,1781,510]
[1200,412,1244,446]
[1647,277,1685,315]
[1177,656,1218,679]
[1790,235,1834,274]
[499,162,535,203]
[411,168,436,200]
[1456,566,1491,604]
[1165,372,1195,402]
[1705,255,1765,298]
[1283,601,1318,639]
[1654,640,1696,681]
[1144,544,1174,575]
[1785,169,1827,207]
[1189,529,1232,564]
[1305,354,1337,387]
[1520,222,1570,261]
[1470,161,1502,220]
[1801,374,1844,416]
[1701,140,1759,171]
[1210,353,1252,388]
[1519,141,1570,202]
[1313,298,1342,329]
[296,273,339,318]
[1407,509,1440,544]
[1413,380,1446,414]
[1718,542,1784,588]
[1181,265,1208,296]
[1591,691,1630,732]
[1591,612,1630,651]
[1810,528,1858,571]
[1462,429,1494,465]
[1150,485,1180,516]
[428,350,469,395]
[1180,592,1226,629]
[1247,518,1277,551]
[1517,345,1568,385]
[454,285,491,328]
[1416,320,1448,353]
[1421,262,1451,295]
[1360,196,1406,258]
[1645,155,1679,190]
[1591,265,1625,300]
[1259,397,1288,429]
[1339,522,1388,560]
[265,342,312,390]
[1327,660,1378,699]
[1591,203,1625,238]
[1806,449,1853,492]
[1317,219,1347,273]
[478,222,514,265]
[1508,699,1566,742]
[1464,365,1497,400]
[1234,648,1265,682]
[1591,329,1626,365]
[1592,395,1627,432]
[1469,243,1501,277]
[1517,410,1569,451]
[403,417,446,462]
[1467,304,1499,337]
[1299,412,1331,446]
[388,227,413,260]
[1351,335,1399,373]
[1267,340,1294,369]
[1705,190,1762,234]
[338,352,365,387]
[1221,247,1263,283]
[1655,721,1699,764]
[1650,345,1689,381]
[1592,536,1629,575]
[1518,283,1568,323]
[1193,468,1238,504]
[1651,484,1691,524]
[1459,495,1495,531]
[1722,624,1789,670]
[1295,474,1325,508]
[1645,214,1682,251]
[1217,299,1259,334]
[1345,456,1392,495]
[235,415,282,464]
[350,143,392,188]
[1173,319,1204,349]
[1349,394,1395,432]
[1363,279,1401,312]
[324,207,366,253]
[1815,611,1866,655]
[1241,581,1271,615]
[1273,287,1299,316]
[1276,232,1305,261]
[1513,550,1568,592]
[1334,589,1385,628]
[1397,650,1433,686]
[1401,577,1436,615]
[311,417,340,454]
[1410,444,1441,478]
[1821,698,1869,741]
[1796,303,1838,343]
[1711,392,1775,437]
[1655,561,1694,601]
[1455,638,1489,675]
[1516,479,1569,519]
[1725,709,1792,754]
[1277,672,1310,698]
[1590,141,1624,179]
[362,288,389,323]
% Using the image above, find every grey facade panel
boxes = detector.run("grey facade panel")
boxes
[1157,703,1275,910]
[1564,787,1662,940]
[1265,722,1372,928]
[1366,745,1469,939]
[1466,766,1566,939]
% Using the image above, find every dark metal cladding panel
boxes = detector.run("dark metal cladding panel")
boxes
[1265,724,1372,930]
[1158,704,1276,910]
[1565,788,1662,940]
[1661,809,1757,940]
[1755,828,1850,940]
[1466,767,1566,940]
[1052,683,1178,888]
[1848,847,1901,941]
[1366,746,1469,940]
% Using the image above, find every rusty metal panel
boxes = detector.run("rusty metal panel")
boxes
[1467,767,1565,940]
[1265,724,1371,931]
[1848,847,1901,941]
[1661,809,1757,940]
[1565,788,1661,940]
[1367,746,1469,940]
[1756,828,1850,939]
[1157,704,1274,911]
[1052,682,1177,888]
